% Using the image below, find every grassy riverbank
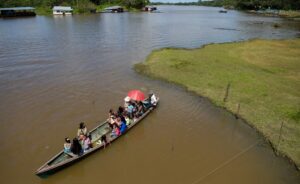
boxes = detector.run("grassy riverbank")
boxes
[35,7,52,15]
[248,10,300,19]
[278,10,300,18]
[135,39,300,169]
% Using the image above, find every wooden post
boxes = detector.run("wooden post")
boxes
[235,103,240,119]
[276,121,284,154]
[223,82,231,103]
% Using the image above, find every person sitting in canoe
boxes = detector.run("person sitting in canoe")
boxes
[108,109,115,120]
[64,138,72,153]
[124,114,132,126]
[143,92,158,108]
[127,101,135,119]
[108,114,116,129]
[120,113,126,124]
[124,96,131,109]
[117,106,124,117]
[100,134,110,148]
[115,117,122,127]
[111,124,120,138]
[77,122,87,138]
[149,92,158,107]
[82,135,92,152]
[136,101,145,117]
[71,138,83,156]
[120,120,127,134]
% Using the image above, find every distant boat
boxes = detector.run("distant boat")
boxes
[103,6,124,13]
[219,10,228,13]
[52,6,73,15]
[35,96,159,176]
[0,7,36,17]
[143,6,157,12]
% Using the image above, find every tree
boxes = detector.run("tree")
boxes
[122,0,148,9]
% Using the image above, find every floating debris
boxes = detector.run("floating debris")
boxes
[214,28,241,31]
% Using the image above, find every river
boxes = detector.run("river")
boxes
[0,5,299,184]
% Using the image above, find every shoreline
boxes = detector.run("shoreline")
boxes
[246,9,300,20]
[135,67,300,171]
[33,5,300,19]
[134,39,300,170]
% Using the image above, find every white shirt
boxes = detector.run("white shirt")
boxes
[150,94,157,105]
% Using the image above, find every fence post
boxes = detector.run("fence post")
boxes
[223,82,231,103]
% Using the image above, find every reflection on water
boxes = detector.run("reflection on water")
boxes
[0,5,299,184]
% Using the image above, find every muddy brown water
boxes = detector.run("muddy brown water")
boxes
[0,5,300,184]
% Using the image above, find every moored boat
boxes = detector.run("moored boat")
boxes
[219,10,228,13]
[52,6,73,15]
[143,6,157,12]
[102,6,124,13]
[0,7,36,17]
[35,95,159,176]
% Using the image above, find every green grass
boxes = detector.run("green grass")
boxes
[35,7,52,15]
[96,3,115,12]
[279,10,300,18]
[135,39,300,168]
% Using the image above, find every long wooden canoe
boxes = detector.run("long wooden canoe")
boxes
[35,97,159,176]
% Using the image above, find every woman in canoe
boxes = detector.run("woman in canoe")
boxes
[108,109,115,119]
[100,135,109,148]
[124,114,132,126]
[82,135,92,152]
[77,122,87,138]
[115,117,122,127]
[64,138,72,153]
[117,106,124,117]
[127,102,135,119]
[71,138,83,155]
[111,124,120,138]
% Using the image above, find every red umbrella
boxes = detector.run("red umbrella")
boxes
[127,90,145,101]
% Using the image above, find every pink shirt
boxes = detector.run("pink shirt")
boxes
[83,138,91,150]
[114,127,120,136]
